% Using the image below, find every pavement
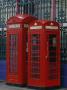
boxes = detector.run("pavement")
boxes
[0,82,34,90]
[0,82,66,90]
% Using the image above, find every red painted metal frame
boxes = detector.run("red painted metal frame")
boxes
[28,20,60,87]
[6,14,36,85]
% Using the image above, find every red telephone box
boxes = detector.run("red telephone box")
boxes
[28,20,60,87]
[6,14,36,85]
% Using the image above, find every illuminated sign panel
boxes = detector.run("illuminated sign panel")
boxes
[45,26,58,29]
[8,24,20,29]
[30,26,42,29]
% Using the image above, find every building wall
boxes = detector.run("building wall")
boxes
[56,0,67,22]
[0,0,16,25]
[0,0,67,24]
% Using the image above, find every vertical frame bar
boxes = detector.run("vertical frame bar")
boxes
[51,0,56,21]
[16,0,20,14]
